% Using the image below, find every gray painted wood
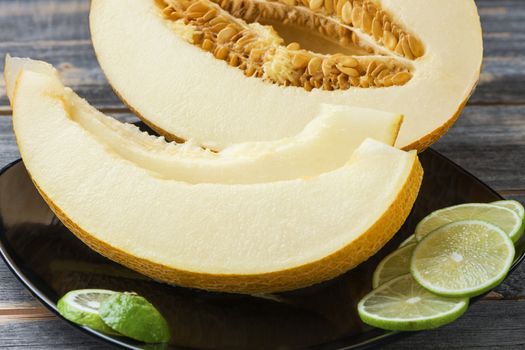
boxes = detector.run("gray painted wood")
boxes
[1,301,525,349]
[0,0,525,349]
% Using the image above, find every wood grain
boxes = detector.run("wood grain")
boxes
[0,303,54,326]
[1,301,525,349]
[384,301,525,350]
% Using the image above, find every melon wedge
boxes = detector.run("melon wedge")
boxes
[6,58,403,184]
[90,0,482,151]
[6,57,423,293]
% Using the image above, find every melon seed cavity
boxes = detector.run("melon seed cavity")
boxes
[156,0,424,91]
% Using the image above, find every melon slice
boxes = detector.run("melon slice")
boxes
[6,57,423,293]
[90,0,482,151]
[6,57,403,185]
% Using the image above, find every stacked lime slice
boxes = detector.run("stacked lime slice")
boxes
[398,234,417,248]
[359,200,524,331]
[372,243,415,288]
[415,203,524,243]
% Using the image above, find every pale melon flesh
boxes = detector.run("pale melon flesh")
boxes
[5,58,403,185]
[90,0,483,151]
[6,57,423,293]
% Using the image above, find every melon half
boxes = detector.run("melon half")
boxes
[90,0,483,151]
[6,57,422,293]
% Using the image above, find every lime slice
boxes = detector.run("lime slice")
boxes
[415,203,523,243]
[99,292,171,343]
[57,289,119,335]
[398,234,417,248]
[372,243,416,288]
[411,220,515,297]
[358,274,468,331]
[492,200,525,219]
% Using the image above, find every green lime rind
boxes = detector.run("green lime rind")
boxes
[411,220,515,298]
[492,200,525,242]
[415,203,523,243]
[57,289,120,336]
[398,234,417,248]
[372,243,416,288]
[358,274,469,331]
[99,292,171,343]
[492,200,525,220]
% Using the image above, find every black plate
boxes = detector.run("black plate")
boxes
[1,146,524,350]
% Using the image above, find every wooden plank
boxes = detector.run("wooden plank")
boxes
[0,303,54,325]
[0,264,35,304]
[433,105,525,191]
[0,42,121,111]
[0,0,524,108]
[0,319,109,349]
[384,300,525,349]
[0,300,524,349]
[0,0,89,42]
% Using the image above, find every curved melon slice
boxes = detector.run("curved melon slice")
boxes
[90,0,482,151]
[6,57,402,184]
[6,58,423,293]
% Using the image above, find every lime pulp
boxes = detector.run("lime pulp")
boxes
[57,289,119,335]
[411,220,515,298]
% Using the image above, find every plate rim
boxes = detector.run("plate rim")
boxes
[0,150,523,350]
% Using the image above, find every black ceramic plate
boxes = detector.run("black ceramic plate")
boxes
[1,145,524,350]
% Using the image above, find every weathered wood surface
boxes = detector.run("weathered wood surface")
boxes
[0,0,524,349]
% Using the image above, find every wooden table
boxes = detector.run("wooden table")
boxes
[0,0,524,348]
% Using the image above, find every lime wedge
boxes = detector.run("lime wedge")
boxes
[373,243,416,288]
[492,200,525,219]
[415,203,523,243]
[398,234,417,248]
[411,220,515,297]
[99,292,171,343]
[358,274,468,331]
[57,289,119,335]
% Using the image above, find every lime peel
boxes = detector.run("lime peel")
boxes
[492,200,525,220]
[372,243,416,288]
[398,234,417,248]
[415,203,524,243]
[99,292,171,343]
